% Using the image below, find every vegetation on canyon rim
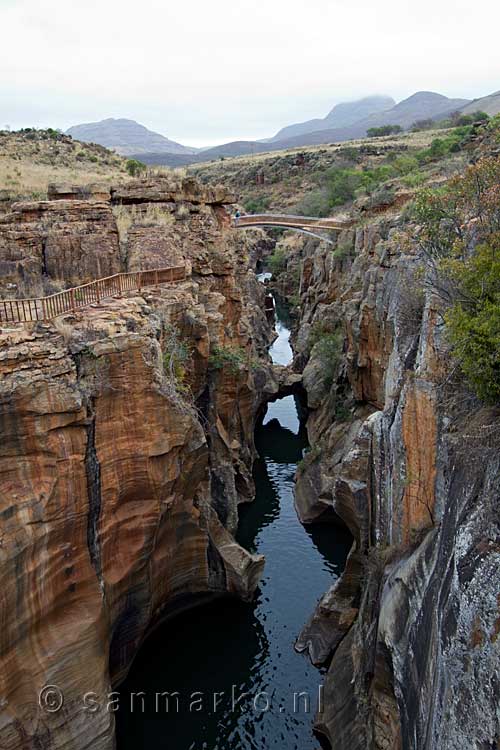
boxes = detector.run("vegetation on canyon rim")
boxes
[413,152,500,403]
[256,115,500,408]
[0,128,128,199]
[201,115,491,225]
[293,123,478,218]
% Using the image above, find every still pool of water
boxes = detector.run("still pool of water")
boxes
[116,292,352,750]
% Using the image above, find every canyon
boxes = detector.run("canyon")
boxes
[0,178,276,749]
[264,127,500,748]
[0,124,499,750]
[288,219,499,749]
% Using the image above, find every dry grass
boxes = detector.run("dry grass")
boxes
[0,158,127,199]
[191,128,448,175]
[0,130,129,200]
[52,318,76,343]
[146,166,188,179]
[113,203,176,243]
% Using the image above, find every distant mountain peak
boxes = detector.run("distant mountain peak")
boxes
[325,94,395,121]
[66,118,198,156]
[270,95,395,142]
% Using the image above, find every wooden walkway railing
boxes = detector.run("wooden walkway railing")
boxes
[0,266,186,324]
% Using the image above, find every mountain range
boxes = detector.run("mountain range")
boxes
[267,94,396,141]
[66,89,500,166]
[66,118,199,156]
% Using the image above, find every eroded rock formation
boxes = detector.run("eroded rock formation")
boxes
[0,176,272,750]
[283,207,499,747]
[0,199,121,297]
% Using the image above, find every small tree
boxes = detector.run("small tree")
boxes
[126,159,146,177]
[367,125,403,137]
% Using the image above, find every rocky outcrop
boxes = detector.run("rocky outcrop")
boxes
[110,176,235,206]
[0,176,273,750]
[0,176,237,301]
[0,200,121,297]
[285,210,499,748]
[47,183,111,202]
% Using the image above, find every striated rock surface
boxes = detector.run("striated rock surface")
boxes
[47,183,111,202]
[0,176,273,750]
[0,176,237,302]
[281,200,499,748]
[0,200,121,297]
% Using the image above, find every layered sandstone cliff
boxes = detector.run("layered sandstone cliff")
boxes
[0,177,272,750]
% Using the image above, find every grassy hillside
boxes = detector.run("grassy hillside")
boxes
[190,124,488,216]
[0,128,130,201]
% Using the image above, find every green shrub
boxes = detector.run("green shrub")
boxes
[367,125,403,137]
[454,110,489,126]
[393,155,419,175]
[295,189,331,217]
[126,158,146,177]
[412,112,489,132]
[402,171,426,188]
[487,114,500,139]
[209,345,246,374]
[312,330,344,389]
[415,126,473,164]
[296,164,398,217]
[413,157,500,402]
[339,146,358,163]
[309,323,344,382]
[268,246,287,276]
[333,236,354,260]
[162,325,190,392]
[309,321,337,348]
[244,195,270,213]
[323,167,361,204]
[443,241,500,403]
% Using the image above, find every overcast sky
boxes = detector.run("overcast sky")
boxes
[1,0,499,147]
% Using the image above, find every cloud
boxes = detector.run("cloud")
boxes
[1,0,499,145]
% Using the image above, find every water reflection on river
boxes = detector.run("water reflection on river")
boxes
[116,280,352,750]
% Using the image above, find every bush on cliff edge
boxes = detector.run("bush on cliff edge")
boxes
[413,156,500,403]
[443,240,500,403]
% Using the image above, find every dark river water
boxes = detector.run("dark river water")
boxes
[116,284,352,749]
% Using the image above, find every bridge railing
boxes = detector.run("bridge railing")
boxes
[0,265,186,324]
[234,213,350,229]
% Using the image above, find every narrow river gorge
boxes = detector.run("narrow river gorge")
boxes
[116,280,352,750]
[0,153,498,750]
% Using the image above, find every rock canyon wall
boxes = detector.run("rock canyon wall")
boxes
[0,178,273,750]
[1,158,498,750]
[278,200,499,748]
